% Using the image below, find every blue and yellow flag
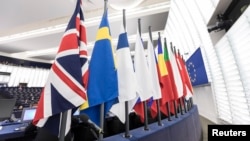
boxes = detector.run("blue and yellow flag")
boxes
[80,9,118,126]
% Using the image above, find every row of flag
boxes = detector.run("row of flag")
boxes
[32,0,208,138]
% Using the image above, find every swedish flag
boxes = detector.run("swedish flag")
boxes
[80,9,118,126]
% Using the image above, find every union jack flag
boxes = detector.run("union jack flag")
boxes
[32,0,88,137]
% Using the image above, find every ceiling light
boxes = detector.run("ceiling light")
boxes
[109,0,145,10]
[0,2,169,44]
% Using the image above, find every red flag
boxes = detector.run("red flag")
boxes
[163,40,179,114]
[133,99,145,122]
[181,57,193,95]
[176,51,187,97]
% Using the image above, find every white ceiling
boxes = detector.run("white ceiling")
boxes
[0,0,170,64]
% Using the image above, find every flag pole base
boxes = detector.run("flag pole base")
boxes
[123,134,132,138]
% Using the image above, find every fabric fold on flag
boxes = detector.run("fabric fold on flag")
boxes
[33,0,88,137]
[133,29,153,122]
[79,8,118,126]
[146,36,162,100]
[169,45,183,99]
[133,30,153,101]
[110,23,138,123]
[176,52,193,99]
[163,40,178,114]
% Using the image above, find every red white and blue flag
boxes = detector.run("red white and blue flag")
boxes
[32,0,88,137]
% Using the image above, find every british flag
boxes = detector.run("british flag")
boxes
[32,0,88,137]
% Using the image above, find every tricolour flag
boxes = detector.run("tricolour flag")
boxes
[163,39,177,114]
[186,47,208,86]
[79,8,118,126]
[151,37,175,118]
[109,23,138,123]
[33,0,88,137]
[133,29,153,122]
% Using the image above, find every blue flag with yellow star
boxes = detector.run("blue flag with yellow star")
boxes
[185,47,208,86]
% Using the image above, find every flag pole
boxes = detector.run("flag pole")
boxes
[123,9,131,138]
[182,97,187,113]
[124,102,131,137]
[166,102,172,121]
[59,111,68,141]
[99,104,104,140]
[138,18,149,131]
[98,0,108,140]
[179,98,184,115]
[190,97,194,108]
[173,97,178,118]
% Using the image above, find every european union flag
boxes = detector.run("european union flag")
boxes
[186,47,208,86]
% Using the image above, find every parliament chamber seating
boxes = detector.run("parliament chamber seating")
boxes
[0,87,42,119]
